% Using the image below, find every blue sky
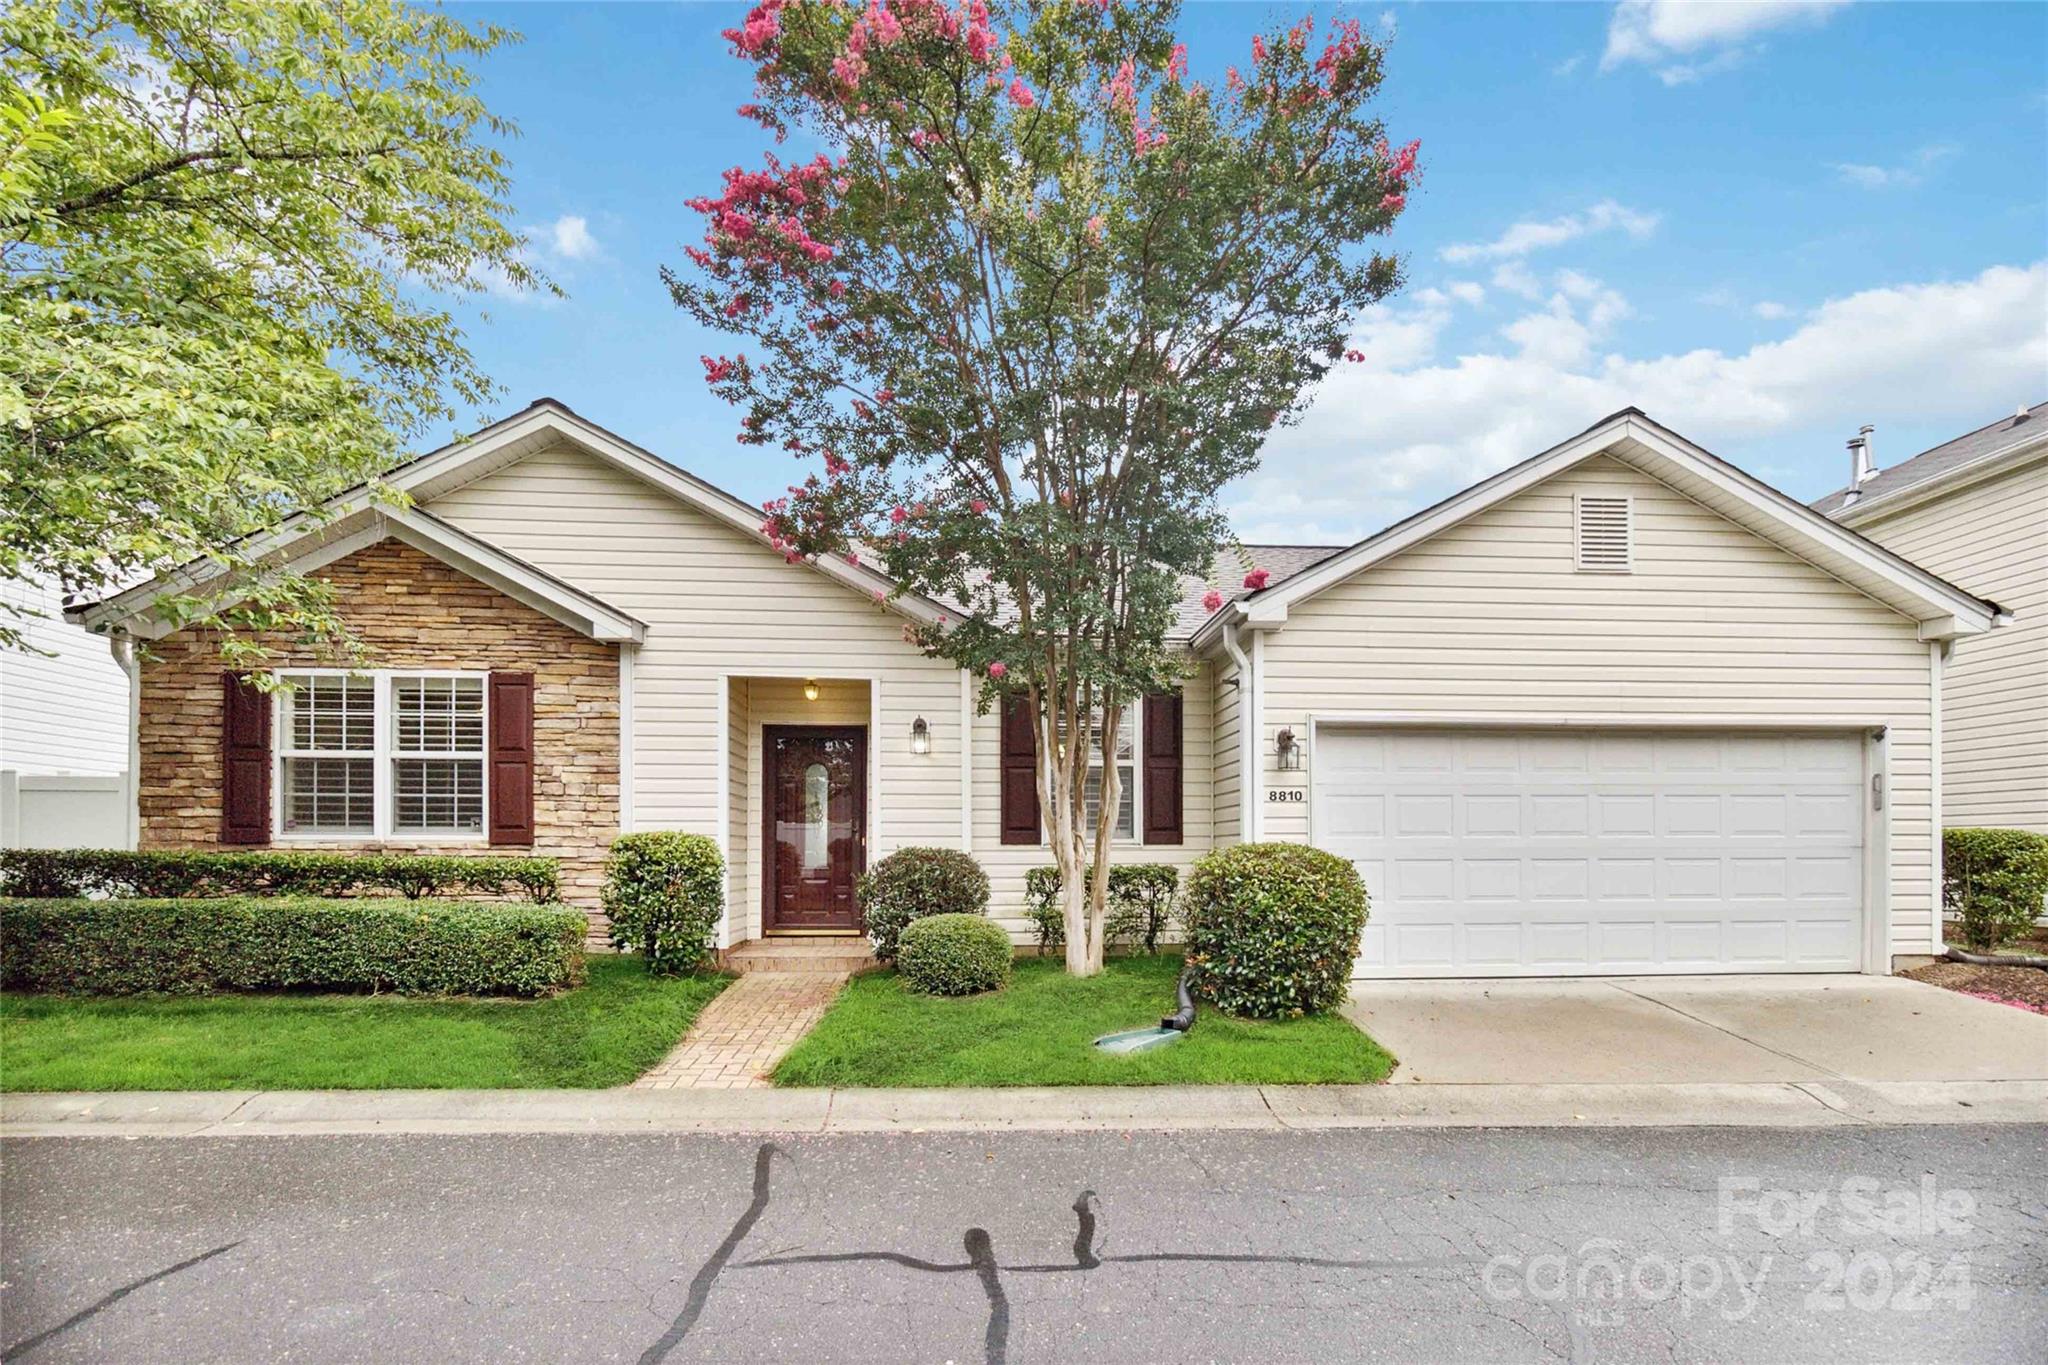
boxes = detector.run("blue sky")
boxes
[449,0,2048,543]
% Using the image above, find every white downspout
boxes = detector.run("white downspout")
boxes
[1221,618,1257,844]
[109,633,142,850]
[1930,639,1947,956]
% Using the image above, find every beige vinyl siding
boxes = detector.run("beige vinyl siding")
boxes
[968,661,1216,941]
[1853,455,2048,833]
[429,441,964,939]
[430,439,1215,944]
[725,678,750,936]
[1211,652,1242,845]
[1254,456,1937,957]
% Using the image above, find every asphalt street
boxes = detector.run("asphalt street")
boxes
[3,1124,2043,1363]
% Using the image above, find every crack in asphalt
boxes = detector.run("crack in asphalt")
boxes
[638,1143,782,1365]
[2,1242,240,1363]
[698,1155,1453,1364]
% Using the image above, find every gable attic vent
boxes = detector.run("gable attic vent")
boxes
[1574,494,1633,572]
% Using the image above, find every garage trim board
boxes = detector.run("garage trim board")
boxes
[1309,714,1890,979]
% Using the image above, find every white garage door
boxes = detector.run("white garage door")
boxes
[1316,727,1867,978]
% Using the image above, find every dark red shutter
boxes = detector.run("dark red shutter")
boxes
[220,672,272,845]
[489,671,535,846]
[999,694,1041,845]
[1142,691,1184,845]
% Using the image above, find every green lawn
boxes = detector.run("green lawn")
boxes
[773,952,1394,1087]
[0,955,727,1091]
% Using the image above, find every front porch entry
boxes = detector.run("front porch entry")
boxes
[762,724,867,933]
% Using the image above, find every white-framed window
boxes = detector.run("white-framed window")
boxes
[275,670,488,839]
[1058,700,1141,843]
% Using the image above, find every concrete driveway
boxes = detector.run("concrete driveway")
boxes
[1344,975,2048,1085]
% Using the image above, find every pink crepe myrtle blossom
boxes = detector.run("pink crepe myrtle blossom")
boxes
[1251,35,1267,63]
[876,387,896,403]
[1380,192,1405,213]
[1007,78,1036,109]
[890,505,909,524]
[1202,589,1223,612]
[1243,568,1270,591]
[969,498,989,514]
[987,662,1007,679]
[873,589,887,604]
[1086,215,1105,243]
[1345,349,1365,363]
[701,354,738,383]
[845,551,861,566]
[1168,43,1188,83]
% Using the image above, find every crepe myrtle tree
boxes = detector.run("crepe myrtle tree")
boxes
[670,0,1412,974]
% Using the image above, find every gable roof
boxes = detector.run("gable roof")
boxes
[1811,400,2048,523]
[70,399,953,639]
[73,501,647,644]
[1191,407,2006,652]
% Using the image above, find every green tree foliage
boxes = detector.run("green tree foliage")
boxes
[672,0,1411,973]
[0,0,544,659]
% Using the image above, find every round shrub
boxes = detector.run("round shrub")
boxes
[601,832,723,975]
[1945,827,2048,951]
[897,913,1013,996]
[858,847,990,963]
[1182,843,1368,1019]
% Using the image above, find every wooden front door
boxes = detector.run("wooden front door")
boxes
[764,725,867,932]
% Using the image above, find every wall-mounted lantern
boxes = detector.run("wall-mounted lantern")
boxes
[803,678,821,702]
[910,715,931,755]
[1275,726,1303,771]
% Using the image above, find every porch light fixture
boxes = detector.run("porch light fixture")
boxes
[803,678,820,702]
[909,715,931,755]
[1275,727,1303,771]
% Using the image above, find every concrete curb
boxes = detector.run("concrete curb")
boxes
[4,1079,2041,1137]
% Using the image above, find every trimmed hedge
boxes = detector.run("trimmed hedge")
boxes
[1023,864,1180,954]
[1182,843,1368,1019]
[0,848,560,903]
[602,832,724,974]
[1945,828,2048,952]
[859,847,990,964]
[897,913,1012,996]
[0,897,586,997]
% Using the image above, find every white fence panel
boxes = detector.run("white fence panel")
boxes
[0,771,132,850]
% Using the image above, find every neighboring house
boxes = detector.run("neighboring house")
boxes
[69,401,2000,977]
[1813,404,2046,836]
[0,577,134,849]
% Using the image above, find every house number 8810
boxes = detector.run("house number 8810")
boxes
[1266,789,1305,803]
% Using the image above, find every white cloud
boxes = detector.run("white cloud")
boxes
[1441,199,1661,264]
[1602,1,1851,74]
[543,214,602,261]
[1752,300,1792,320]
[1832,144,1958,190]
[1231,261,2047,541]
[1551,54,1585,78]
[1491,261,1544,300]
[1447,280,1487,306]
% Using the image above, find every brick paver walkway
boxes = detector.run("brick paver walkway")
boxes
[631,971,847,1089]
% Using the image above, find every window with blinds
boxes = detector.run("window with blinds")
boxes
[1574,494,1633,572]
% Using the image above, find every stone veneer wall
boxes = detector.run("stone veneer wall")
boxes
[137,538,620,921]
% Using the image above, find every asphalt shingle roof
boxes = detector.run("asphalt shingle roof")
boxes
[1810,401,2048,518]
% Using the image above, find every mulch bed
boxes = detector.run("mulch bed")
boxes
[1902,961,2048,1013]
[1903,922,2048,1012]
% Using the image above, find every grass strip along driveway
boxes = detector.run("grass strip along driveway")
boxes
[773,952,1394,1087]
[0,956,727,1091]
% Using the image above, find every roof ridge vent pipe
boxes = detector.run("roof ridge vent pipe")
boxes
[1848,424,1878,487]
